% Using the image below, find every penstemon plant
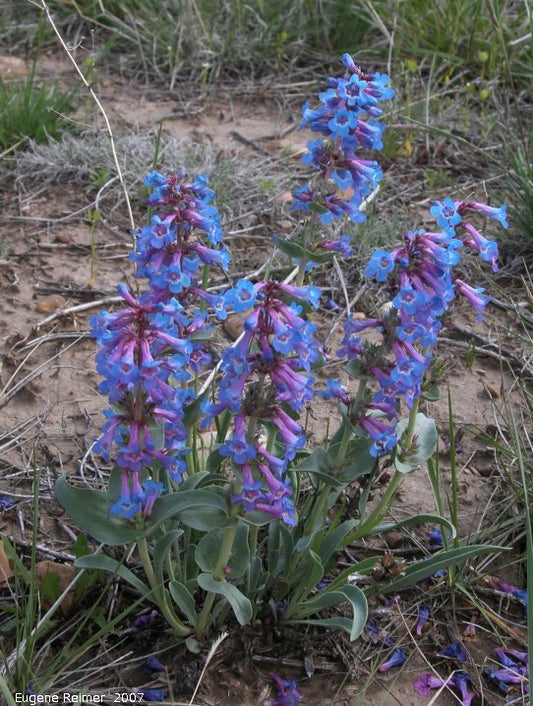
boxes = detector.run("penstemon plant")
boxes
[57,54,508,642]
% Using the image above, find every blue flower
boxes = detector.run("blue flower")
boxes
[415,605,430,636]
[134,689,166,702]
[436,642,467,661]
[264,673,302,706]
[428,527,444,547]
[430,197,462,234]
[378,648,407,672]
[142,655,166,673]
[225,279,257,312]
[365,250,395,281]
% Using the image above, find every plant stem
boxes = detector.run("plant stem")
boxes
[196,523,238,635]
[137,537,190,637]
[336,379,367,465]
[335,421,353,467]
[345,471,403,543]
[296,258,307,287]
[304,483,331,537]
[402,398,420,452]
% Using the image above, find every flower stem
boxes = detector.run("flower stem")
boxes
[296,258,307,287]
[196,523,238,635]
[402,398,420,452]
[345,470,403,543]
[137,537,190,637]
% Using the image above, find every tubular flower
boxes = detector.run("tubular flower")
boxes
[92,169,230,519]
[263,673,302,706]
[91,286,194,518]
[378,648,407,672]
[334,197,506,456]
[203,280,322,525]
[413,672,475,705]
[292,55,393,249]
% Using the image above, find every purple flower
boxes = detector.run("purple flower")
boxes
[0,495,16,510]
[436,642,467,662]
[501,649,528,665]
[415,605,430,636]
[453,672,475,706]
[132,610,158,629]
[461,222,499,272]
[413,671,475,705]
[455,279,489,322]
[492,667,528,684]
[428,527,444,547]
[263,673,302,706]
[413,673,452,697]
[319,379,350,405]
[378,648,407,672]
[317,234,354,257]
[225,279,257,313]
[463,200,508,228]
[133,689,166,702]
[485,668,511,694]
[141,480,165,517]
[142,655,166,673]
[491,578,529,608]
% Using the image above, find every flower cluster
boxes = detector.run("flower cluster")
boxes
[203,280,322,525]
[91,170,228,519]
[323,198,506,456]
[291,53,393,252]
[132,170,230,365]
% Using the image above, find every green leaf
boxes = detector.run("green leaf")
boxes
[294,448,341,486]
[272,236,333,264]
[421,386,440,402]
[206,447,225,473]
[153,529,183,580]
[376,545,506,594]
[189,327,216,342]
[147,418,166,450]
[41,571,61,603]
[178,471,226,491]
[69,533,91,560]
[239,509,282,526]
[228,522,250,579]
[195,529,225,573]
[317,520,359,567]
[344,358,372,380]
[327,557,382,591]
[395,413,438,473]
[267,522,293,577]
[55,476,140,546]
[194,523,250,580]
[183,389,210,427]
[340,439,375,483]
[289,549,324,604]
[248,556,269,595]
[74,555,152,599]
[288,584,368,640]
[169,580,198,626]
[149,488,230,531]
[197,573,252,625]
[0,533,31,583]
